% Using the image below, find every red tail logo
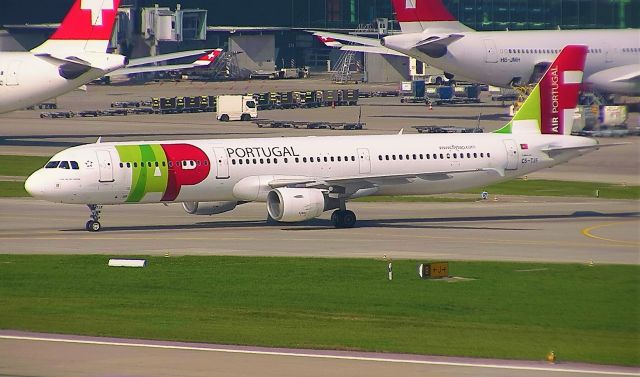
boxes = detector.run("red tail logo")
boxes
[391,0,456,22]
[539,45,587,134]
[50,0,121,41]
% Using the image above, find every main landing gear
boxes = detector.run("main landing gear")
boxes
[330,199,356,228]
[85,204,102,232]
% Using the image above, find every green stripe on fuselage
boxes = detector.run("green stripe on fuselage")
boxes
[115,145,168,202]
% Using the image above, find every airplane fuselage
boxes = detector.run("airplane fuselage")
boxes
[25,133,596,206]
[0,52,125,113]
[384,29,640,94]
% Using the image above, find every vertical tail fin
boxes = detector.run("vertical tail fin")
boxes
[31,0,121,54]
[193,49,224,67]
[495,45,588,135]
[391,0,473,33]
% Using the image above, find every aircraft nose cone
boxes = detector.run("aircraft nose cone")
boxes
[24,170,45,198]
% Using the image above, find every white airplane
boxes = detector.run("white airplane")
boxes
[312,0,640,95]
[25,45,606,232]
[0,0,215,113]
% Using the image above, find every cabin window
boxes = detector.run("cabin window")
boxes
[126,162,131,168]
[119,163,124,168]
[232,159,236,165]
[337,156,341,162]
[446,153,451,159]
[284,158,288,163]
[439,154,444,159]
[473,153,478,158]
[133,162,138,168]
[260,158,264,164]
[274,158,278,164]
[487,152,491,157]
[295,157,300,163]
[238,159,243,165]
[426,154,430,159]
[453,153,457,158]
[480,153,484,158]
[303,157,307,163]
[385,155,390,161]
[378,155,383,161]
[45,161,60,169]
[419,154,423,159]
[310,157,314,162]
[330,156,334,162]
[392,155,396,160]
[324,157,328,162]
[432,154,437,160]
[399,155,403,160]
[253,159,257,164]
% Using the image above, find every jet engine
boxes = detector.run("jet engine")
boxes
[266,188,326,222]
[182,201,237,215]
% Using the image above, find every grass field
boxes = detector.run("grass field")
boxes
[0,181,28,197]
[0,255,637,366]
[0,155,48,177]
[468,179,640,200]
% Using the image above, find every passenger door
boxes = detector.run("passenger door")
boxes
[96,150,115,182]
[503,139,519,170]
[483,39,498,63]
[6,61,20,86]
[213,146,230,179]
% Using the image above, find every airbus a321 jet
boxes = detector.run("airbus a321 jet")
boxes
[26,45,605,231]
[0,0,214,113]
[313,0,640,95]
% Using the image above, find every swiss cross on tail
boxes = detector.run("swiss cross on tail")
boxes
[391,0,456,22]
[50,0,121,40]
[539,45,587,135]
[194,49,223,66]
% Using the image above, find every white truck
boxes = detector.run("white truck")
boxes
[216,95,257,121]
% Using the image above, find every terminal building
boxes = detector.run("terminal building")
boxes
[2,0,638,82]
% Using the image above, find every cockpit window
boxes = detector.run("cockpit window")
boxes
[59,161,70,169]
[45,161,60,169]
[70,161,79,170]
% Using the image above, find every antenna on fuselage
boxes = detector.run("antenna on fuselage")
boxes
[476,113,482,132]
[398,128,404,135]
[96,137,102,144]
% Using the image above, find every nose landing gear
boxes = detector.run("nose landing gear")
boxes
[85,204,102,232]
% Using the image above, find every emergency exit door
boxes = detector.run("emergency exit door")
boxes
[357,148,371,174]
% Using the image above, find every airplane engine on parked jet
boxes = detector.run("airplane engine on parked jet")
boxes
[266,188,326,222]
[182,201,237,215]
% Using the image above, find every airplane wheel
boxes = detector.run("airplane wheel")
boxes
[85,220,92,231]
[342,210,357,228]
[87,221,101,232]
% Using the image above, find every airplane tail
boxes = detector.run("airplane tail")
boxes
[391,0,473,33]
[193,49,224,67]
[495,45,588,136]
[31,0,121,54]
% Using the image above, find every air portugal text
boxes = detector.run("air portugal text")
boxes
[226,146,300,158]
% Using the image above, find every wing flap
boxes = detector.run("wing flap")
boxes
[309,30,382,47]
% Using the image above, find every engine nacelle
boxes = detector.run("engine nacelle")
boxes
[182,201,237,215]
[267,188,326,222]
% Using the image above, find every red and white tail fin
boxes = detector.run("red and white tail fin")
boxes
[193,49,223,67]
[391,0,473,33]
[495,45,587,135]
[316,36,344,48]
[31,0,121,54]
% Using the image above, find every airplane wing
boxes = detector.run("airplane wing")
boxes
[415,34,464,48]
[309,30,383,47]
[340,45,407,57]
[268,167,503,195]
[126,49,214,67]
[107,49,223,77]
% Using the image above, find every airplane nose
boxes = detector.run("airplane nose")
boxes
[24,170,45,198]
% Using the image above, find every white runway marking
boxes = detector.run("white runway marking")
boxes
[1,334,637,376]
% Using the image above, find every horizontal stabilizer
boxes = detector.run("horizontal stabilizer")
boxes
[542,143,626,158]
[127,49,215,67]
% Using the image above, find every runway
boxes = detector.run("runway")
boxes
[1,331,638,377]
[1,197,638,264]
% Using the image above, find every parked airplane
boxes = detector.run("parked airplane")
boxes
[25,46,605,232]
[0,0,214,113]
[312,0,640,95]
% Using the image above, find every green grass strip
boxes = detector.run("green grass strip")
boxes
[0,255,637,366]
[464,179,640,200]
[354,196,476,203]
[0,155,49,177]
[0,181,28,197]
